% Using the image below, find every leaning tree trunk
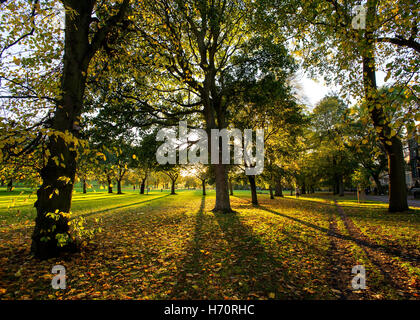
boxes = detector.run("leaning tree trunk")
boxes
[202,179,206,196]
[248,175,258,205]
[30,0,129,259]
[31,1,95,259]
[362,1,408,212]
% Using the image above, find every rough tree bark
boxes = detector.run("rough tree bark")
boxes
[212,163,231,210]
[170,179,176,195]
[106,175,113,194]
[338,175,344,197]
[140,179,146,194]
[7,178,12,192]
[362,0,408,212]
[82,178,87,194]
[117,179,122,194]
[372,174,385,195]
[202,179,206,196]
[275,181,283,197]
[248,175,258,205]
[31,0,129,259]
[269,185,274,199]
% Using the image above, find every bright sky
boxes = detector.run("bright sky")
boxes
[298,75,332,109]
[298,70,387,110]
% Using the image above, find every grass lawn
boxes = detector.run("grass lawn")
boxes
[0,189,418,300]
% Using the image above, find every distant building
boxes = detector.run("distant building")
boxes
[379,133,419,190]
[407,135,419,187]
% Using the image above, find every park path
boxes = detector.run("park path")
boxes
[326,213,363,299]
[365,195,420,208]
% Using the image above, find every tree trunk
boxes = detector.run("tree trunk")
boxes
[82,178,87,194]
[7,178,12,192]
[31,2,95,259]
[338,175,344,197]
[107,176,113,193]
[202,179,206,196]
[212,163,232,212]
[140,179,146,194]
[228,178,233,196]
[387,137,408,211]
[372,174,384,195]
[361,0,408,212]
[30,0,129,259]
[248,175,258,205]
[117,179,122,194]
[301,182,306,195]
[333,175,340,195]
[171,179,176,195]
[269,185,274,199]
[275,181,283,197]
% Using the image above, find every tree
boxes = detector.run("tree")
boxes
[118,0,295,212]
[76,147,99,194]
[187,164,209,196]
[132,131,160,194]
[230,69,305,204]
[309,96,357,196]
[28,0,130,258]
[343,103,388,195]
[158,166,180,195]
[284,0,416,211]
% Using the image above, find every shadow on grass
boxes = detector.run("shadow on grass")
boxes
[169,195,208,298]
[79,194,171,219]
[211,210,299,299]
[0,194,173,242]
[258,205,420,264]
[170,196,304,299]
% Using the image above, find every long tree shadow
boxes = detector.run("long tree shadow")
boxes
[79,194,171,219]
[169,195,209,298]
[169,196,306,299]
[211,210,303,299]
[0,194,173,235]
[258,205,420,264]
